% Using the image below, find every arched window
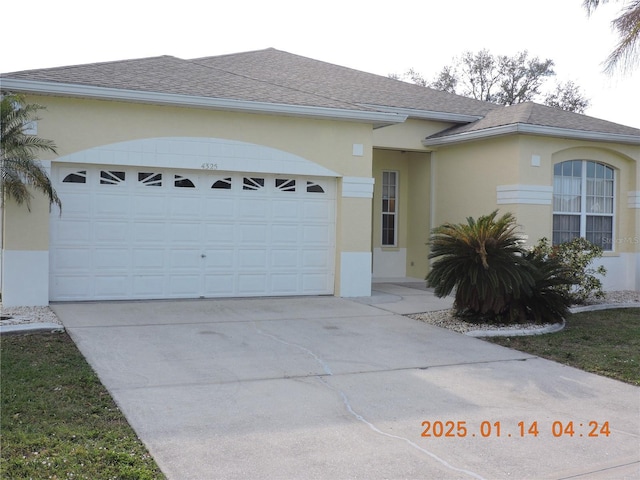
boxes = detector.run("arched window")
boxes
[553,160,614,250]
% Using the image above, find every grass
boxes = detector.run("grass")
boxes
[486,308,640,386]
[1,332,166,480]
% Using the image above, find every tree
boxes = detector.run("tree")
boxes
[430,50,556,105]
[584,0,640,73]
[392,50,590,113]
[1,92,60,210]
[544,81,591,114]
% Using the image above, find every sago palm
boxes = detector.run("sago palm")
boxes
[1,92,60,209]
[426,211,535,319]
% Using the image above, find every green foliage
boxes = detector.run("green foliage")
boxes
[426,211,535,319]
[1,91,60,209]
[1,333,165,479]
[487,308,640,386]
[507,250,575,323]
[427,211,576,324]
[532,237,606,304]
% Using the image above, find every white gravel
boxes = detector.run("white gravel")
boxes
[0,305,62,326]
[408,290,639,334]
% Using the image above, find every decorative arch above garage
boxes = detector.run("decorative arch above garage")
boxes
[55,137,342,177]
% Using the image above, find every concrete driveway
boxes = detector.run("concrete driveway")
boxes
[53,295,639,480]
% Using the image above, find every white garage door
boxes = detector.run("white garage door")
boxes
[49,164,336,301]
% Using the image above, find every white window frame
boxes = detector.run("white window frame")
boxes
[552,160,615,251]
[381,170,398,247]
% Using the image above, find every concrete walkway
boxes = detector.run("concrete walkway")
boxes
[52,288,639,480]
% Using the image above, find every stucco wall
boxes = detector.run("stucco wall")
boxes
[373,119,453,151]
[4,94,380,303]
[431,136,520,226]
[431,134,639,290]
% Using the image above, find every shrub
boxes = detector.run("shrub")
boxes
[532,237,606,304]
[507,250,575,323]
[426,211,576,324]
[426,211,535,320]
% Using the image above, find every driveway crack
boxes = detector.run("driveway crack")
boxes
[253,322,487,480]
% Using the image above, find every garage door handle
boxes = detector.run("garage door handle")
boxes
[201,254,207,258]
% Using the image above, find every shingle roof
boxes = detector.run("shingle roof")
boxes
[427,102,640,138]
[191,49,499,117]
[1,48,638,142]
[0,48,498,118]
[0,54,365,111]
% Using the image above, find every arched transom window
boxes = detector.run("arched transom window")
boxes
[553,160,614,250]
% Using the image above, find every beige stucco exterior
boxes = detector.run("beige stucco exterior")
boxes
[2,91,638,305]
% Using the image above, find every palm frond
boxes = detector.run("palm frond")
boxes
[1,91,60,209]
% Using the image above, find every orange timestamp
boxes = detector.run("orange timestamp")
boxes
[420,420,611,438]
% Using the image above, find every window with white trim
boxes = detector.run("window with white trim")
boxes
[553,160,614,250]
[382,171,398,246]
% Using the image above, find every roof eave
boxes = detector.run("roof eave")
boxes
[359,104,483,123]
[423,123,640,147]
[0,78,407,126]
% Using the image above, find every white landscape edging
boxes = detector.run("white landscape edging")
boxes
[465,320,565,338]
[465,302,639,337]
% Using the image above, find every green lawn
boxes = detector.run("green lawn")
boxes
[1,332,165,480]
[486,308,640,386]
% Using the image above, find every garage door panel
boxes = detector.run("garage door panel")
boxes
[93,248,130,270]
[168,223,201,244]
[134,223,166,243]
[203,198,235,218]
[169,250,202,269]
[239,224,268,244]
[238,201,268,220]
[94,222,129,243]
[302,250,331,268]
[203,275,235,296]
[169,275,201,296]
[94,275,130,298]
[238,250,268,268]
[272,200,300,219]
[57,192,91,216]
[271,225,299,244]
[169,196,201,218]
[133,275,165,297]
[204,224,234,243]
[53,220,91,243]
[134,196,168,218]
[50,165,336,300]
[51,248,92,271]
[94,193,130,217]
[302,274,331,293]
[52,275,92,299]
[302,225,332,244]
[203,250,235,268]
[303,201,333,221]
[238,274,267,294]
[133,249,165,269]
[271,250,299,268]
[270,274,298,294]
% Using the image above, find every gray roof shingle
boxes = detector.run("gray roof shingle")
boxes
[2,48,638,141]
[0,48,499,117]
[426,101,640,140]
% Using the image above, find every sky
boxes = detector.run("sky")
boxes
[2,0,638,128]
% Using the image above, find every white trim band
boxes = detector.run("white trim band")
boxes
[628,191,640,209]
[496,184,553,205]
[423,123,640,146]
[0,78,406,126]
[342,177,375,198]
